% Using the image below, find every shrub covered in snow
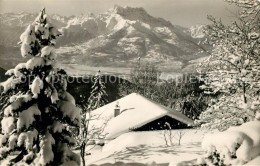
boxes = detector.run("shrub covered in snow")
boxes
[196,93,260,131]
[198,121,260,166]
[0,9,80,165]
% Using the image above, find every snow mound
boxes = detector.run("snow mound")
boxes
[201,121,260,165]
[86,129,210,165]
[102,129,208,153]
[243,156,260,166]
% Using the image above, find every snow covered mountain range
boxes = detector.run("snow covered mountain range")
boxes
[0,6,208,75]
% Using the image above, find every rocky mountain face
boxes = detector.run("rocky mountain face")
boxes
[189,25,207,39]
[0,6,208,75]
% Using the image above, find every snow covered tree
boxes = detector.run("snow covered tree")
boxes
[157,73,210,120]
[77,70,108,166]
[0,9,80,165]
[119,62,161,100]
[87,71,108,111]
[119,64,210,120]
[196,0,260,131]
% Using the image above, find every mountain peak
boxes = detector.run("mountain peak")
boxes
[112,5,147,15]
[106,5,172,28]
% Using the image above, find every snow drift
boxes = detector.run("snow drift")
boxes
[200,121,260,165]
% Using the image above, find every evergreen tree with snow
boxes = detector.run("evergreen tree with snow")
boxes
[77,70,108,166]
[0,9,80,165]
[87,71,108,111]
[196,0,260,131]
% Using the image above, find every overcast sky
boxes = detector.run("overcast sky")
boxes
[0,0,238,27]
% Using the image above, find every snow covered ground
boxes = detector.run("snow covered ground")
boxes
[84,129,213,166]
[200,121,260,166]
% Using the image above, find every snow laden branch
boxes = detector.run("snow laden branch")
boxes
[0,9,80,165]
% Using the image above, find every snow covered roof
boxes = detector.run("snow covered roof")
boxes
[90,93,193,139]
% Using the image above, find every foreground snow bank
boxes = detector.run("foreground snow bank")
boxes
[86,129,210,165]
[103,129,209,153]
[243,156,260,166]
[200,121,260,165]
